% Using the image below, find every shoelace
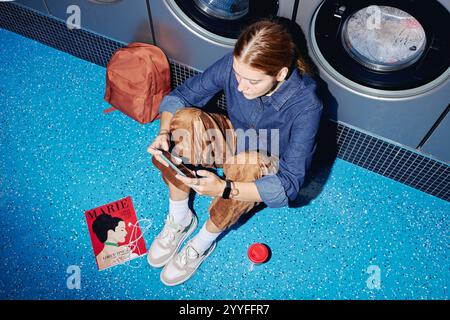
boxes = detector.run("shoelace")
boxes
[158,218,182,246]
[178,245,199,266]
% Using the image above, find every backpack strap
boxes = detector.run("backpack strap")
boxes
[103,106,117,114]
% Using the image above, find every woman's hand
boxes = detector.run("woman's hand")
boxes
[175,170,226,197]
[147,131,171,167]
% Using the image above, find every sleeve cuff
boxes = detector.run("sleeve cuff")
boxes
[159,95,185,115]
[255,174,289,208]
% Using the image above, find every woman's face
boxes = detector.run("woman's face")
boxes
[110,221,127,243]
[232,57,285,100]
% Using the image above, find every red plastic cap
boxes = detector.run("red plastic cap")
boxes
[247,243,269,264]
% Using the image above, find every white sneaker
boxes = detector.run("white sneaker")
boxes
[160,240,216,286]
[147,210,197,268]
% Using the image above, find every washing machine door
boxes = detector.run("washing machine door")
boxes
[314,0,450,90]
[174,0,279,39]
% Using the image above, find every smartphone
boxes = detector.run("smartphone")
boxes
[153,148,197,178]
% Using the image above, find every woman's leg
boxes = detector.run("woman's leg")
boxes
[149,107,234,271]
[147,168,197,268]
[160,150,279,286]
[188,216,222,253]
[151,159,192,222]
[189,151,278,253]
[158,109,238,285]
[208,151,279,230]
[205,219,222,232]
[167,177,189,201]
[151,107,235,188]
[167,108,236,249]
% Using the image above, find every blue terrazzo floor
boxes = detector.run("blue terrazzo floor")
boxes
[0,28,449,300]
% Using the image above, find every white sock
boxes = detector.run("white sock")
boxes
[169,198,190,226]
[191,222,221,253]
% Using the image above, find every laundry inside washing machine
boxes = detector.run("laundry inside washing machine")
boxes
[193,0,250,20]
[341,5,427,72]
[313,0,450,90]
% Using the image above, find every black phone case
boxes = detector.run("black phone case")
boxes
[160,150,197,179]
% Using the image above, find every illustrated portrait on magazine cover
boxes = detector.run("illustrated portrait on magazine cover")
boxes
[92,213,138,270]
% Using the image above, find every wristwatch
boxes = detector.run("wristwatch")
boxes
[230,182,239,198]
[222,180,232,199]
[158,129,170,136]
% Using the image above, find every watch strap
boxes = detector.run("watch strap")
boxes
[222,179,232,199]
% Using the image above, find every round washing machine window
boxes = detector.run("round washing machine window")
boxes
[173,0,279,39]
[312,0,450,93]
[193,0,249,20]
[342,6,427,72]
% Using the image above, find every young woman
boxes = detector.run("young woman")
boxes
[147,20,323,286]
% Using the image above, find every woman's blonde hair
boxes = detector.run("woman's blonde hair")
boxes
[234,20,312,77]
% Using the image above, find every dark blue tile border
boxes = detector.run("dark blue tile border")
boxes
[1,2,448,202]
[0,2,124,67]
[333,122,449,201]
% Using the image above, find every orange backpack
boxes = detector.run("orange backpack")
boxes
[104,42,171,124]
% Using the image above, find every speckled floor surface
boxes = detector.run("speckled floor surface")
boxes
[0,28,449,300]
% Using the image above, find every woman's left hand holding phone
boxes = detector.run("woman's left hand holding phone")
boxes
[147,129,171,167]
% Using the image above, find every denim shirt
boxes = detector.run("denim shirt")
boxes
[159,52,323,208]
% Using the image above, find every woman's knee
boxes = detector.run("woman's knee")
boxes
[223,151,278,181]
[168,108,205,161]
[170,107,204,132]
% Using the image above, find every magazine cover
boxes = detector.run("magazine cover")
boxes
[84,196,147,271]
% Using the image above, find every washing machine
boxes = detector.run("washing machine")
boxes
[296,0,450,150]
[421,109,450,163]
[13,0,49,14]
[45,0,154,44]
[148,0,297,71]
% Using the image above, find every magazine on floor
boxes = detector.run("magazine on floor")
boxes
[84,196,147,271]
